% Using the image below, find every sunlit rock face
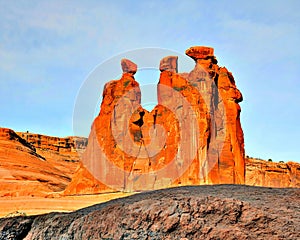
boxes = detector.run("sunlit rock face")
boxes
[65,46,246,194]
[0,128,87,197]
[245,157,300,188]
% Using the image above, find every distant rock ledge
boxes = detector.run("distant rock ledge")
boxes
[0,127,87,197]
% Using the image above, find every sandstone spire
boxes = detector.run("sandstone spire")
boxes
[65,46,246,194]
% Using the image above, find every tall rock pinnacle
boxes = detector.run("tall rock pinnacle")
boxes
[65,46,246,194]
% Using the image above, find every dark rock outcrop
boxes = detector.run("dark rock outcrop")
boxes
[0,185,299,239]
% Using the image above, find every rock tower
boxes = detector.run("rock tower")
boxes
[65,46,245,194]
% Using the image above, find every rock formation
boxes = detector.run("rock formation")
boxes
[16,132,87,178]
[65,46,246,194]
[1,46,299,197]
[1,126,298,198]
[0,128,87,197]
[1,185,299,239]
[245,157,300,188]
[17,131,87,153]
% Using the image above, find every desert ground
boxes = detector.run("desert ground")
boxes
[1,185,299,239]
[0,192,134,218]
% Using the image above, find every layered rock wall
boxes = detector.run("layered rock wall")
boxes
[17,132,87,153]
[0,128,69,196]
[246,158,300,187]
[0,128,87,197]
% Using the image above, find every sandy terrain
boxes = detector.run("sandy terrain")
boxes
[0,192,135,218]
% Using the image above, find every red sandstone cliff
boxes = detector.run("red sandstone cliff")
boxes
[0,128,87,197]
[245,157,300,188]
[65,46,246,194]
[16,132,87,177]
[17,132,87,153]
[0,127,299,197]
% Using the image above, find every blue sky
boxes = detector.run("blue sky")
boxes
[0,0,299,163]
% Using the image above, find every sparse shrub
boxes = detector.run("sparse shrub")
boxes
[279,160,284,163]
[5,211,27,218]
[173,86,187,91]
[123,80,130,87]
[268,159,272,162]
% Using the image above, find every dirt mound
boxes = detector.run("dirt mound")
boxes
[0,185,299,239]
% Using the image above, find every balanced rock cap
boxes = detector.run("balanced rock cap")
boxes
[185,46,214,61]
[159,56,178,73]
[121,58,137,75]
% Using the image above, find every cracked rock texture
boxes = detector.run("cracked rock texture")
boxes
[0,185,299,239]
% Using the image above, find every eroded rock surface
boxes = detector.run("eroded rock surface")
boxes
[0,128,87,197]
[16,131,87,177]
[1,185,299,239]
[121,58,137,75]
[246,157,300,187]
[66,46,246,194]
[1,126,298,198]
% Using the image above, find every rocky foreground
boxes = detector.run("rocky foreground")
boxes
[0,185,299,239]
